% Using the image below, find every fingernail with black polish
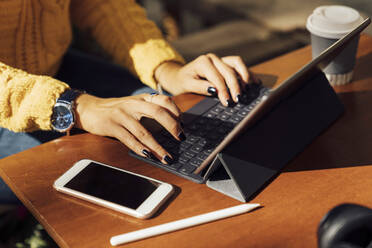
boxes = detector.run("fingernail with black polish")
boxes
[163,155,174,164]
[236,94,241,103]
[226,99,234,107]
[207,87,217,96]
[178,131,186,141]
[142,149,152,159]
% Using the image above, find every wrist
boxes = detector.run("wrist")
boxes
[74,93,97,130]
[154,61,183,94]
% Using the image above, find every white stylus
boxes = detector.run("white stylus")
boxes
[110,203,260,246]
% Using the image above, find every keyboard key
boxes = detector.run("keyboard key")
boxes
[218,113,230,120]
[197,153,209,160]
[228,116,241,124]
[237,109,249,117]
[224,108,238,115]
[204,113,216,119]
[234,103,244,109]
[204,148,214,155]
[189,158,203,167]
[190,145,203,153]
[180,142,192,150]
[166,163,182,170]
[210,106,225,114]
[197,139,207,146]
[186,135,199,144]
[184,151,197,158]
[244,105,254,111]
[178,156,190,164]
[179,164,196,175]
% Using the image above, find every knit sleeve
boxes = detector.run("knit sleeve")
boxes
[70,0,185,89]
[0,62,69,132]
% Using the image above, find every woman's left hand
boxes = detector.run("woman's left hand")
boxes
[155,53,258,107]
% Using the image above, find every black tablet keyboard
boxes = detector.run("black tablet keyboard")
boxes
[130,83,270,183]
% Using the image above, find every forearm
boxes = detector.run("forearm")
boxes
[0,62,69,132]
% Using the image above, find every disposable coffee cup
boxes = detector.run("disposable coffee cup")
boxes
[306,5,363,86]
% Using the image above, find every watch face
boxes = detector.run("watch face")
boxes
[52,105,74,131]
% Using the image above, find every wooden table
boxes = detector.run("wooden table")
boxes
[1,34,372,248]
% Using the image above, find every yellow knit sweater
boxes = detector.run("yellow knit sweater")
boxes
[0,0,184,132]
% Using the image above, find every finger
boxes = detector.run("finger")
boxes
[207,53,241,103]
[117,115,174,164]
[182,78,217,97]
[221,56,250,83]
[109,122,156,160]
[143,94,181,119]
[134,101,185,142]
[194,55,231,106]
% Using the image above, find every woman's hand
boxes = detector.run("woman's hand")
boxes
[155,53,259,106]
[74,93,184,164]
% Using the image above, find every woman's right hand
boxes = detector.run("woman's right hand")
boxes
[74,93,184,164]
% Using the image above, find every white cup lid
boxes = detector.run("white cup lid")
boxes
[306,5,363,39]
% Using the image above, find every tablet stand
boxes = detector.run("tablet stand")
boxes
[206,71,344,202]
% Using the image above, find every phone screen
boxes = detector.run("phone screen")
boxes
[64,162,160,209]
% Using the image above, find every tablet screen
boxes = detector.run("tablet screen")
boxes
[64,162,159,209]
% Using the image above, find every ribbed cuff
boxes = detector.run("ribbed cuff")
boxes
[0,64,69,132]
[129,39,185,89]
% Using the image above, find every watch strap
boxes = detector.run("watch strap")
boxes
[51,89,85,133]
[57,89,85,104]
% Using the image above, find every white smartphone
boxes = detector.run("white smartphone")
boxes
[53,159,174,219]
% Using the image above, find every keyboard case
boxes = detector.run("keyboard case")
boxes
[206,70,344,202]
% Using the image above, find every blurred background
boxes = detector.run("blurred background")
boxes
[139,0,372,66]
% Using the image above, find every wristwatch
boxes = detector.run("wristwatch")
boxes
[51,89,84,133]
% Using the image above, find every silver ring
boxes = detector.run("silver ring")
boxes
[149,92,159,102]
